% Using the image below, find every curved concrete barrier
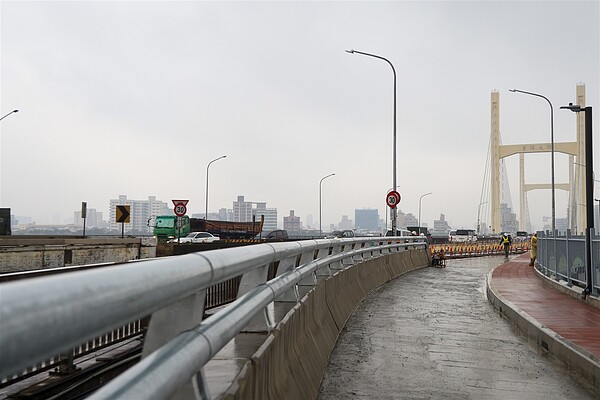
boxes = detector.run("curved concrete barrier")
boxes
[222,249,430,399]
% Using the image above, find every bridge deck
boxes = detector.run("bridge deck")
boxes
[318,254,599,399]
[492,254,600,358]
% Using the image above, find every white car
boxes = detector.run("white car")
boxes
[172,232,220,244]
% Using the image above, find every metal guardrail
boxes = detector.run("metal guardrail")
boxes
[0,236,427,399]
[0,317,148,388]
[0,263,262,389]
[537,229,599,294]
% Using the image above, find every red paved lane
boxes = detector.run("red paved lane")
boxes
[492,253,600,357]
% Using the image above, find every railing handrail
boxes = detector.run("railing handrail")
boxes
[0,237,426,382]
[536,229,599,291]
[92,241,424,399]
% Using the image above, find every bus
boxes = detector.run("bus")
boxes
[450,229,477,243]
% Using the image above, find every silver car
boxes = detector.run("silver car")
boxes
[173,232,220,244]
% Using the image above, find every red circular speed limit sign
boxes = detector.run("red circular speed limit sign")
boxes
[172,199,189,217]
[174,205,187,217]
[386,191,401,208]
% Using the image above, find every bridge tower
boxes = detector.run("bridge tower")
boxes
[489,84,585,234]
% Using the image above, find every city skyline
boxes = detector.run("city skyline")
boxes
[1,2,598,232]
[11,191,551,235]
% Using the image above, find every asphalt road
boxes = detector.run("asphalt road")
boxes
[317,256,596,400]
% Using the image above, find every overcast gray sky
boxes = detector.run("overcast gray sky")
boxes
[1,0,598,230]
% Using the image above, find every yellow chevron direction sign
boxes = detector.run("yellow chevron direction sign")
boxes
[115,205,131,223]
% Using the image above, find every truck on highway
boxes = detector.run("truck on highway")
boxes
[151,215,264,240]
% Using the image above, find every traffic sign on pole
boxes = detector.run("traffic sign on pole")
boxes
[386,191,401,208]
[115,205,131,223]
[172,199,189,217]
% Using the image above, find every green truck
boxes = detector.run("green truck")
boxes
[151,215,264,240]
[152,215,191,238]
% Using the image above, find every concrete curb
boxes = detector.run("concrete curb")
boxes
[486,269,600,393]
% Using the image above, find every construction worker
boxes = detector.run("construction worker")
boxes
[499,232,512,258]
[529,233,538,266]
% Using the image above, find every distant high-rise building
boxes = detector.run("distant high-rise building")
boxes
[218,208,233,221]
[355,209,378,231]
[109,195,169,233]
[398,211,417,229]
[306,214,314,230]
[499,203,518,234]
[284,210,301,232]
[338,215,353,230]
[74,208,105,228]
[555,217,568,233]
[14,215,32,226]
[233,195,253,222]
[433,214,451,232]
[254,202,278,232]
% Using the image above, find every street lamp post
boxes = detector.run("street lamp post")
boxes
[477,201,488,236]
[205,155,226,220]
[418,192,432,231]
[0,110,18,123]
[560,103,593,296]
[509,89,555,234]
[0,110,19,209]
[319,173,335,238]
[595,198,600,228]
[346,49,398,234]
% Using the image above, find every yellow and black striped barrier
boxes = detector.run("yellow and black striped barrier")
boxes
[430,242,530,259]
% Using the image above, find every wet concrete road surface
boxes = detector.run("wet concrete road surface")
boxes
[317,256,596,400]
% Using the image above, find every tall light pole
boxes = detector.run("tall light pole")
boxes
[560,103,593,296]
[319,173,335,238]
[205,155,226,220]
[509,89,555,234]
[594,199,600,228]
[418,192,432,231]
[0,110,19,210]
[346,49,397,234]
[477,201,488,236]
[0,110,18,122]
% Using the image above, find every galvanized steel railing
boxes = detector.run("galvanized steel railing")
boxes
[537,229,599,294]
[0,260,245,388]
[0,236,427,399]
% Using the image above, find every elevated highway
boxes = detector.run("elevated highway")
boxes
[0,238,598,399]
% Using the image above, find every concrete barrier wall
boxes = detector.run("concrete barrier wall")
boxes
[222,248,430,399]
[0,238,157,273]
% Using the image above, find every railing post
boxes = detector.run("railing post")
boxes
[275,256,299,302]
[565,230,572,287]
[297,249,319,297]
[553,229,559,281]
[315,246,333,279]
[590,228,597,296]
[239,264,271,332]
[52,349,78,375]
[352,243,364,264]
[341,243,355,267]
[544,230,551,277]
[330,242,346,270]
[142,290,207,358]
